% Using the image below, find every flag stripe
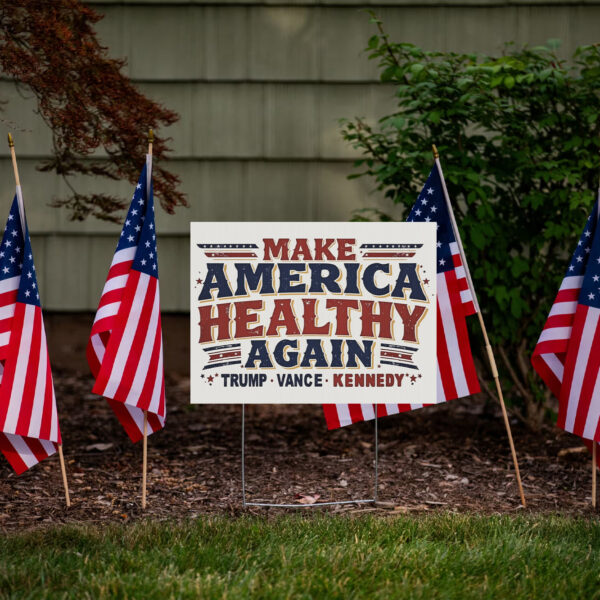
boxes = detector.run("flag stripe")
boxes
[92,272,142,396]
[0,303,30,431]
[111,274,156,402]
[126,286,160,408]
[29,322,49,439]
[145,326,164,415]
[438,272,469,397]
[562,306,595,432]
[574,311,600,437]
[15,306,41,435]
[583,369,600,439]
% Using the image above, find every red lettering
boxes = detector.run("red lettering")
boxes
[266,299,300,336]
[302,299,330,335]
[291,238,312,261]
[326,299,359,336]
[199,303,231,343]
[360,300,393,339]
[394,303,426,342]
[263,238,289,261]
[234,300,264,338]
[315,238,336,261]
[338,238,356,260]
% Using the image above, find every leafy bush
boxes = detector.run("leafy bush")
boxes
[342,16,600,426]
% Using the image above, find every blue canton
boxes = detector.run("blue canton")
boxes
[407,166,454,274]
[565,202,598,280]
[0,196,40,307]
[577,200,600,309]
[116,162,159,278]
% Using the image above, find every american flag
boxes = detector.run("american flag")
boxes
[0,191,61,474]
[532,198,600,442]
[87,156,165,443]
[323,162,480,429]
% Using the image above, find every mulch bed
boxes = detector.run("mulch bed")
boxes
[0,370,597,532]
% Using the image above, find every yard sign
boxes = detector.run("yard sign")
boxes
[190,223,436,403]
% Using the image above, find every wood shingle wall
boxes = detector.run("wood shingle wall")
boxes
[0,1,598,310]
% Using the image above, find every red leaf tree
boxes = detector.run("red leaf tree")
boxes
[0,0,186,221]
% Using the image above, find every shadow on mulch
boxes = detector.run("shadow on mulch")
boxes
[0,369,597,532]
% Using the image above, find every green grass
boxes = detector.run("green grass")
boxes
[1,514,599,599]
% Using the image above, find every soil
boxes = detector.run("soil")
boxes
[1,363,598,532]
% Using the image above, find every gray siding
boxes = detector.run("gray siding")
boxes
[0,1,598,310]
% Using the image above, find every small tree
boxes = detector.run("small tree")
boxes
[342,15,600,427]
[0,0,186,221]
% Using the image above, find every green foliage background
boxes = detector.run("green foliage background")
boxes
[342,16,600,425]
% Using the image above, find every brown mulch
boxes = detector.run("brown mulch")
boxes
[0,369,598,532]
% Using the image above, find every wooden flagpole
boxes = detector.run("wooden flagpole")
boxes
[141,128,153,510]
[593,442,597,509]
[432,144,527,507]
[58,445,71,507]
[7,133,71,508]
[142,410,148,509]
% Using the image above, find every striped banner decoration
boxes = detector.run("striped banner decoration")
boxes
[202,343,242,370]
[360,243,422,259]
[197,244,258,259]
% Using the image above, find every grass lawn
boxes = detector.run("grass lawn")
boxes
[1,513,599,599]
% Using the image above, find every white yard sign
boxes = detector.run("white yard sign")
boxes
[190,223,437,403]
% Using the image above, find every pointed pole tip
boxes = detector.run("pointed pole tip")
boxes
[432,144,439,159]
[148,129,154,144]
[7,132,14,148]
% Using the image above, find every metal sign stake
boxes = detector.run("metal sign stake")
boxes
[242,404,379,508]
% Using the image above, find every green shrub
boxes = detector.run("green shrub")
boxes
[342,15,600,426]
